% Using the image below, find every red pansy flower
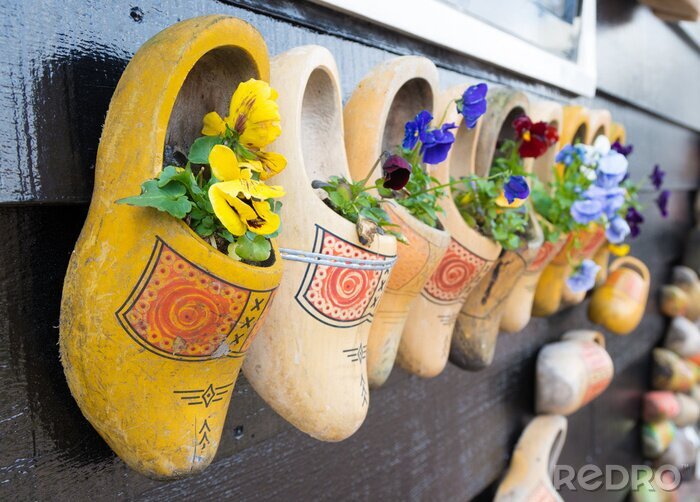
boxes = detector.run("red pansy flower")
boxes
[512,115,559,159]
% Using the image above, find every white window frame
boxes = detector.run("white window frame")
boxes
[309,0,597,97]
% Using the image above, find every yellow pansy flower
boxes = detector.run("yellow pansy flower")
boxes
[209,180,285,236]
[201,79,282,150]
[208,144,252,181]
[495,192,526,208]
[609,243,630,257]
[253,150,287,180]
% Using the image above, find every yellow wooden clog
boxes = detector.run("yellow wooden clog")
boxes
[588,256,650,335]
[59,16,283,478]
[344,57,451,387]
[242,46,397,441]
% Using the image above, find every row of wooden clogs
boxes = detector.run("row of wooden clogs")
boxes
[58,16,649,480]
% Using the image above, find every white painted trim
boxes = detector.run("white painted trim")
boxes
[309,0,597,97]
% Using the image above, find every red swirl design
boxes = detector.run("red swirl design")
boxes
[423,238,488,303]
[322,268,370,309]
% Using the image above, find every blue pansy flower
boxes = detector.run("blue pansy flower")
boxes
[574,144,592,165]
[555,144,577,166]
[504,175,530,203]
[566,259,601,293]
[403,110,433,150]
[649,164,666,190]
[595,151,628,189]
[570,198,604,225]
[420,122,457,164]
[584,185,625,219]
[606,216,631,244]
[459,83,488,128]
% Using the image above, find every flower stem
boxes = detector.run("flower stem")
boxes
[437,98,458,128]
[359,152,388,188]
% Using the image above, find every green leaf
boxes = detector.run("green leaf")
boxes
[188,136,222,164]
[194,215,216,237]
[117,180,192,218]
[235,234,272,262]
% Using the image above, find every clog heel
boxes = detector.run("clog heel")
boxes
[396,84,501,379]
[588,256,650,335]
[494,415,567,502]
[450,88,545,371]
[344,57,450,387]
[59,16,283,478]
[536,330,614,415]
[500,99,566,334]
[243,46,397,441]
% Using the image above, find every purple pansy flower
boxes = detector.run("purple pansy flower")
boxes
[458,83,488,128]
[606,216,631,244]
[596,151,628,189]
[403,110,433,150]
[656,190,670,218]
[566,259,601,293]
[571,198,604,225]
[382,154,412,190]
[611,141,633,157]
[555,144,577,166]
[625,206,645,238]
[419,122,457,164]
[504,175,530,203]
[650,164,666,190]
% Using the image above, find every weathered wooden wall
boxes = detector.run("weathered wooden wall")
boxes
[0,0,698,500]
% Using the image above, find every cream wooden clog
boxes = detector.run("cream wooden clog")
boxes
[588,256,651,335]
[344,57,450,387]
[501,99,566,334]
[669,266,700,321]
[536,331,613,415]
[663,316,700,364]
[396,84,501,379]
[59,16,283,478]
[494,415,567,502]
[450,88,546,370]
[243,46,397,441]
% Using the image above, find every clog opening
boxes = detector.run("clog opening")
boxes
[166,46,258,155]
[165,47,277,268]
[619,261,647,280]
[487,106,526,176]
[533,119,560,183]
[382,78,433,153]
[592,126,606,141]
[573,124,587,144]
[301,67,348,191]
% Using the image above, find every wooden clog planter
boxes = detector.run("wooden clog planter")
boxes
[559,107,612,307]
[450,89,545,371]
[59,16,283,478]
[643,391,700,427]
[500,100,566,334]
[243,46,397,441]
[344,57,450,387]
[536,331,614,415]
[395,84,501,379]
[588,256,651,335]
[494,415,567,502]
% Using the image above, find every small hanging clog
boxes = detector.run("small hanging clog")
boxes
[643,391,700,427]
[588,256,651,335]
[660,285,690,318]
[396,83,501,379]
[652,348,695,393]
[642,420,676,459]
[494,415,567,502]
[501,99,566,334]
[59,16,283,478]
[669,266,700,321]
[449,88,546,371]
[344,57,451,387]
[243,46,397,441]
[663,316,700,364]
[535,330,614,415]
